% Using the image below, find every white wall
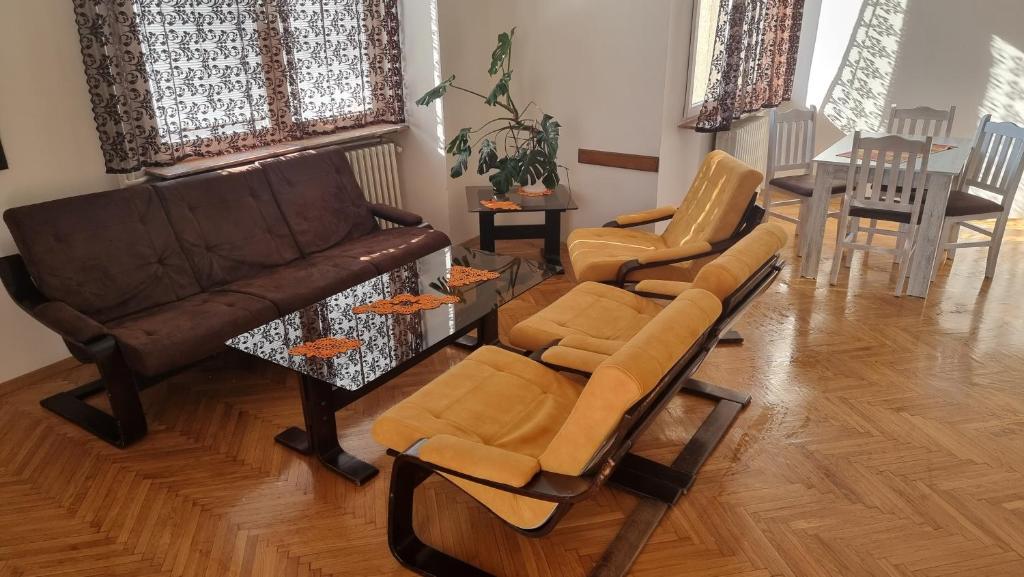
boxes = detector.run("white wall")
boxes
[803,0,1024,215]
[0,1,121,382]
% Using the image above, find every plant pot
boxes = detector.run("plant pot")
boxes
[520,181,549,195]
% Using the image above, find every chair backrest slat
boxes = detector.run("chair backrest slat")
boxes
[887,105,956,138]
[963,115,1024,208]
[845,132,932,222]
[767,106,817,180]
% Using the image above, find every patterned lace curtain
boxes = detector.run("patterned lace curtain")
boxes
[73,0,404,174]
[696,0,804,133]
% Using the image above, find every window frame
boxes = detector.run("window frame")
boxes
[683,0,719,121]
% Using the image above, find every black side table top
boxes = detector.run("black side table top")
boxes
[466,184,578,212]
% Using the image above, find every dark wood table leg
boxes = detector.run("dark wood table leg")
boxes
[479,212,496,252]
[453,308,499,349]
[543,210,565,273]
[274,374,379,485]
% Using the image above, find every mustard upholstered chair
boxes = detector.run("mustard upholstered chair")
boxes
[566,150,764,286]
[374,233,786,576]
[510,223,788,359]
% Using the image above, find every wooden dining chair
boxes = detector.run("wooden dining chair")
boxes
[763,106,845,253]
[933,115,1024,279]
[864,105,956,248]
[831,133,933,296]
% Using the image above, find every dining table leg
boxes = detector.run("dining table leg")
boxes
[905,173,954,298]
[799,165,836,278]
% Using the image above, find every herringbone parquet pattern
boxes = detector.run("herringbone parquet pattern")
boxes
[2,218,1023,577]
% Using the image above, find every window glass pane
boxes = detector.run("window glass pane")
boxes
[281,0,372,122]
[135,0,271,142]
[690,0,720,109]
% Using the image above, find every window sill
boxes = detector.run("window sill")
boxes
[145,123,408,180]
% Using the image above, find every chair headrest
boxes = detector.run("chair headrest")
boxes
[691,223,788,301]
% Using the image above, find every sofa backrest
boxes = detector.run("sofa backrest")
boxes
[537,288,721,475]
[661,150,763,248]
[154,164,301,289]
[3,185,201,322]
[258,145,377,255]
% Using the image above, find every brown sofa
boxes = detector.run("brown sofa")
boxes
[1,145,450,447]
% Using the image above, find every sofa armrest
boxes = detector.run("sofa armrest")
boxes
[371,203,424,227]
[33,301,108,344]
[604,206,676,228]
[420,435,540,488]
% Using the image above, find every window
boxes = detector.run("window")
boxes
[685,0,721,119]
[74,0,404,174]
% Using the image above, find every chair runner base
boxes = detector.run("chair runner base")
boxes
[387,380,750,577]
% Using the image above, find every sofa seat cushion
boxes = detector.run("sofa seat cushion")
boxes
[508,281,664,351]
[372,345,583,529]
[108,292,279,377]
[309,227,451,274]
[568,227,697,283]
[217,257,378,314]
[258,146,377,254]
[3,185,201,322]
[154,165,301,289]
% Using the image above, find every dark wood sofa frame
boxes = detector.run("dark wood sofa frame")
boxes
[383,252,785,577]
[0,205,430,449]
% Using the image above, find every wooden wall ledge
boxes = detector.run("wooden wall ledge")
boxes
[578,148,660,172]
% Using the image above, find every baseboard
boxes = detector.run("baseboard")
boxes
[0,356,81,393]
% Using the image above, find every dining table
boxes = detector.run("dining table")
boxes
[799,132,973,298]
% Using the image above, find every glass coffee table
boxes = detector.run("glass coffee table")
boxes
[226,245,556,485]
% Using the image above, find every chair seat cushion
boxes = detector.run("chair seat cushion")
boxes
[768,173,847,197]
[508,282,664,351]
[309,227,450,274]
[108,292,279,377]
[567,227,696,283]
[216,257,378,315]
[945,190,1003,217]
[372,345,583,529]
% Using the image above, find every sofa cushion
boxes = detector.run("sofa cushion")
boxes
[259,146,377,254]
[217,256,378,314]
[107,291,279,377]
[3,185,200,322]
[154,165,301,289]
[309,226,451,274]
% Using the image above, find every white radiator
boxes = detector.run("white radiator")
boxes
[346,141,404,229]
[714,112,769,189]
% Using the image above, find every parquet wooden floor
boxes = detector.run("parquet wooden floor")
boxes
[2,217,1024,577]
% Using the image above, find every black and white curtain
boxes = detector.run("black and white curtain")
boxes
[696,0,804,133]
[73,0,404,174]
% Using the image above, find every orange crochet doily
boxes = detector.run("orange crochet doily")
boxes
[515,186,554,197]
[288,337,362,358]
[480,199,521,210]
[352,293,460,315]
[447,265,500,287]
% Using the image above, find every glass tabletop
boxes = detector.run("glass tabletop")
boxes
[466,184,578,212]
[226,246,556,390]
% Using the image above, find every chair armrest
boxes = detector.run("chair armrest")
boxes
[421,435,540,487]
[540,346,609,375]
[604,206,677,228]
[370,203,424,227]
[633,280,692,298]
[636,240,713,265]
[33,301,108,344]
[396,439,597,503]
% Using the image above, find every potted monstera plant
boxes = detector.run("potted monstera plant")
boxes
[416,28,561,196]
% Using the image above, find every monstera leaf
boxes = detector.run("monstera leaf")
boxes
[477,139,499,175]
[416,75,455,107]
[446,128,472,178]
[538,114,560,159]
[488,28,516,76]
[485,72,512,107]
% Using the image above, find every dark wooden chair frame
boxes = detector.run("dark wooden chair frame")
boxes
[383,253,784,577]
[0,211,432,448]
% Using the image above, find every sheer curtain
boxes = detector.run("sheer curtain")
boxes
[73,0,404,174]
[696,0,804,133]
